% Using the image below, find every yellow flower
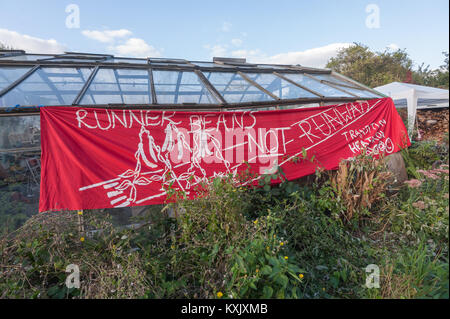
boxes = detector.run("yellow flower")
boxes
[255,269,259,273]
[80,237,85,242]
[299,274,304,279]
[112,245,116,249]
[279,242,284,246]
[284,256,288,260]
[77,211,83,215]
[217,291,223,298]
[253,219,258,225]
[266,246,270,250]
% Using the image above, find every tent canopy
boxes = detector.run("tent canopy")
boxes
[374,82,449,133]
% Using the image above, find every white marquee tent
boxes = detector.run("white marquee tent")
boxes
[374,82,449,134]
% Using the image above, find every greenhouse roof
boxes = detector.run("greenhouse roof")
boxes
[0,50,384,114]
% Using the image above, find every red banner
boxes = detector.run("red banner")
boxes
[39,97,409,212]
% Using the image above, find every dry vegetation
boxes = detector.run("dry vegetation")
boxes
[0,136,448,299]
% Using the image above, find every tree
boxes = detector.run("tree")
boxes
[326,43,414,88]
[0,42,10,50]
[434,52,449,88]
[412,52,449,88]
[327,44,449,89]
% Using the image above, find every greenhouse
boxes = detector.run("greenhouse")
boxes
[0,50,384,229]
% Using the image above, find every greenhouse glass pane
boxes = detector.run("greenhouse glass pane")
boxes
[280,73,354,97]
[244,73,317,99]
[336,87,380,98]
[191,62,234,68]
[310,74,380,98]
[255,64,292,70]
[0,67,32,92]
[203,72,275,103]
[151,62,194,68]
[81,68,151,105]
[106,58,148,64]
[45,58,104,63]
[0,115,41,150]
[153,70,217,104]
[311,74,361,89]
[0,54,54,61]
[1,67,93,107]
[0,115,41,232]
[149,58,187,63]
[0,115,41,233]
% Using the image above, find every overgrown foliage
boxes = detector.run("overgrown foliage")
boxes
[0,211,149,298]
[401,137,449,178]
[0,139,448,299]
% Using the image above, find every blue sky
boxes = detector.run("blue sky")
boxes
[0,0,448,68]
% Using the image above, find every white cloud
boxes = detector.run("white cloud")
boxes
[0,28,66,53]
[231,49,265,59]
[204,44,228,57]
[253,43,352,68]
[221,22,232,32]
[231,38,243,47]
[82,29,132,43]
[204,42,350,68]
[204,39,244,59]
[81,28,162,58]
[110,38,162,58]
[386,43,400,51]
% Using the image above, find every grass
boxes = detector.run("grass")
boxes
[0,138,448,299]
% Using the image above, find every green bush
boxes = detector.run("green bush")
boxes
[158,176,305,299]
[0,149,448,299]
[263,190,375,298]
[366,243,449,299]
[0,211,150,298]
[386,167,449,253]
[401,139,449,178]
